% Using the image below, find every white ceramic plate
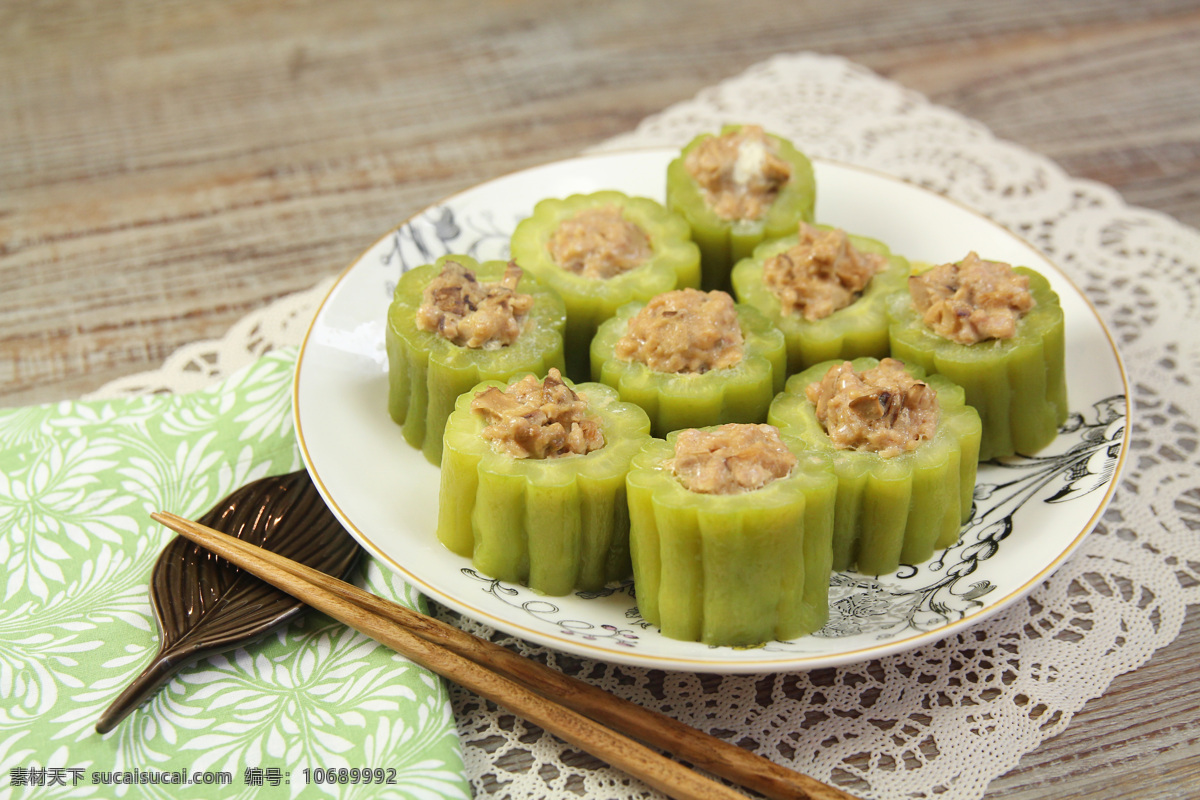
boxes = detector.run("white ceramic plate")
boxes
[293,148,1128,673]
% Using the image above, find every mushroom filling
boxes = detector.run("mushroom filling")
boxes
[666,423,797,495]
[763,223,888,321]
[614,288,744,374]
[684,125,792,221]
[471,368,605,459]
[546,205,651,279]
[806,358,939,459]
[908,252,1035,345]
[415,260,534,349]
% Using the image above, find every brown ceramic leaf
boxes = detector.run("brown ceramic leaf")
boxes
[96,469,361,733]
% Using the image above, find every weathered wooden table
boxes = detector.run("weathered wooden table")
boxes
[3,2,1198,797]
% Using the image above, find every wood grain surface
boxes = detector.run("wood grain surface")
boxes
[2,1,1198,798]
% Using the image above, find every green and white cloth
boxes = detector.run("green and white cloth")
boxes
[0,350,469,800]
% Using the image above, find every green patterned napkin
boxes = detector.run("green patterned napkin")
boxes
[0,350,468,800]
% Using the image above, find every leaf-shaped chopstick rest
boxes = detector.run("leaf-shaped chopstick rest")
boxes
[96,470,361,734]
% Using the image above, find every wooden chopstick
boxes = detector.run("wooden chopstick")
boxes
[152,510,859,800]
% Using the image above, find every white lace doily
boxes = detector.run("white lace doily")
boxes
[90,53,1200,800]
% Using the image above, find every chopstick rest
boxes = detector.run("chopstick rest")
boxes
[152,510,860,800]
[94,472,360,734]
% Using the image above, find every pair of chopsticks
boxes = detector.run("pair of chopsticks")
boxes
[152,511,859,800]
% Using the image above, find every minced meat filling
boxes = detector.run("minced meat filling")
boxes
[763,223,888,321]
[684,125,792,221]
[415,260,534,349]
[806,358,938,459]
[614,289,744,374]
[471,368,605,459]
[908,252,1035,345]
[546,205,652,279]
[666,423,797,495]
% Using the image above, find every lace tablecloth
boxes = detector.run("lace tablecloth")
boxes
[90,53,1200,800]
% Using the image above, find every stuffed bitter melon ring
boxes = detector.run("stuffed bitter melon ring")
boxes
[731,223,910,374]
[626,424,837,646]
[386,255,566,465]
[590,289,786,438]
[887,256,1067,461]
[666,124,816,293]
[509,190,701,382]
[769,357,982,576]
[438,371,652,596]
